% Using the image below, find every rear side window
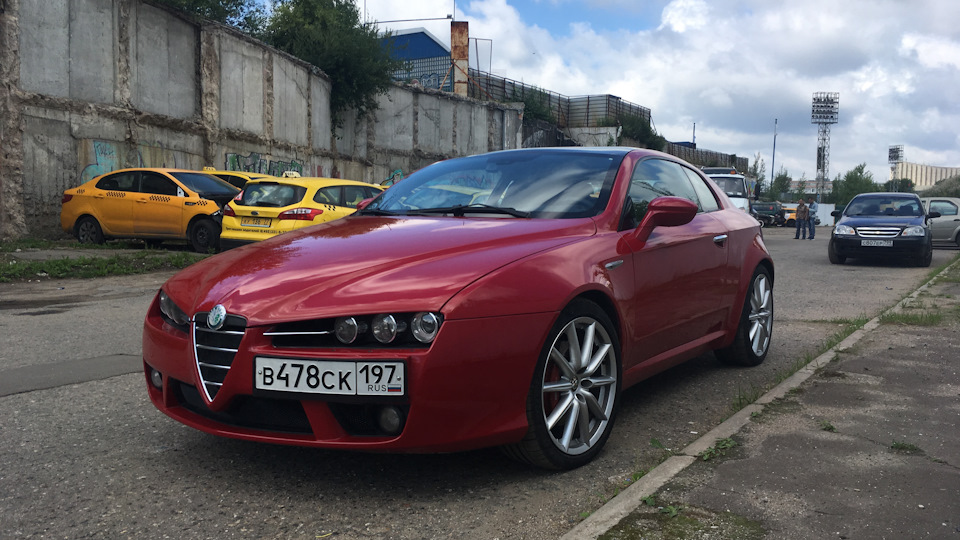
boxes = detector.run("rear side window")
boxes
[239,183,307,207]
[96,172,137,192]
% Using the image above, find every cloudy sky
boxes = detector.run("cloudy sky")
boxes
[355,0,960,185]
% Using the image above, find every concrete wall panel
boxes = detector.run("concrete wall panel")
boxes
[131,3,197,118]
[374,86,414,152]
[219,36,264,133]
[455,102,488,156]
[23,115,78,234]
[272,55,308,146]
[69,0,116,104]
[311,73,332,151]
[19,0,70,97]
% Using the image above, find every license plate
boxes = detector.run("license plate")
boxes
[241,217,272,228]
[255,357,404,396]
[861,239,893,247]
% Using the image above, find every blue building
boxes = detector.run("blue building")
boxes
[384,28,453,91]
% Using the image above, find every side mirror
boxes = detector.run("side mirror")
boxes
[927,211,941,220]
[831,210,841,217]
[633,196,698,245]
[357,198,374,210]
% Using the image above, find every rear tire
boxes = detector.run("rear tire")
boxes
[716,266,773,367]
[504,299,621,470]
[75,216,104,244]
[190,219,218,253]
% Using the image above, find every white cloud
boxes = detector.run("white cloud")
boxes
[361,0,960,184]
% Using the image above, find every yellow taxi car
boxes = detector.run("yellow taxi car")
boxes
[60,168,240,252]
[219,175,384,249]
[201,167,276,189]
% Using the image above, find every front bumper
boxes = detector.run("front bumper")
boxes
[142,296,556,453]
[830,234,929,259]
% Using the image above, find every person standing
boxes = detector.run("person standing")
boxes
[794,199,809,239]
[807,197,819,239]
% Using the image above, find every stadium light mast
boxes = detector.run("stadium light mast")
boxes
[811,92,839,201]
[889,145,904,192]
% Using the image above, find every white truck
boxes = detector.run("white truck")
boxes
[702,167,751,213]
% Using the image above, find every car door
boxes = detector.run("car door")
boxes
[621,158,730,361]
[926,199,960,243]
[135,171,185,236]
[92,171,138,235]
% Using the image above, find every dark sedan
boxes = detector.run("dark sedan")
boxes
[829,192,940,266]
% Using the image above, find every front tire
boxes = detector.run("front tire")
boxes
[190,219,218,253]
[505,299,621,470]
[716,266,773,367]
[916,245,933,267]
[75,216,104,244]
[828,241,846,264]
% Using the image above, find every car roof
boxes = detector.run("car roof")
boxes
[245,177,380,189]
[852,192,919,200]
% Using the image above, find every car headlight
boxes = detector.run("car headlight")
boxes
[901,226,925,237]
[159,290,190,326]
[335,316,367,344]
[411,312,441,343]
[834,224,855,235]
[372,314,402,344]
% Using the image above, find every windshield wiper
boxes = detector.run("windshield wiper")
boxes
[357,207,398,216]
[406,204,530,218]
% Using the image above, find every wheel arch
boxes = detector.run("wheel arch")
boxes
[716,258,774,349]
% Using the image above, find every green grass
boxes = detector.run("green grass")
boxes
[0,251,203,282]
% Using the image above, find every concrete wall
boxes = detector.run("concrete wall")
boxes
[0,0,523,239]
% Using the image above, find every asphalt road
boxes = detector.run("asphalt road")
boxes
[1,226,956,539]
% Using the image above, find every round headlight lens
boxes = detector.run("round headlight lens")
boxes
[334,317,360,344]
[372,314,398,344]
[159,290,189,326]
[901,225,925,237]
[834,224,855,235]
[411,312,441,343]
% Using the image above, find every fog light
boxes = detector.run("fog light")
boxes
[377,406,404,435]
[149,368,163,390]
[372,314,398,343]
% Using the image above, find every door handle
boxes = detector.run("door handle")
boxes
[713,234,728,245]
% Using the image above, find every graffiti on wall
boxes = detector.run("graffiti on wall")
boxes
[225,152,304,177]
[79,139,199,183]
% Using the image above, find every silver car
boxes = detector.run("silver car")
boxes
[920,197,960,246]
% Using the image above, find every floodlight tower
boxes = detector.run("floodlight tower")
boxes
[889,145,904,191]
[811,92,839,201]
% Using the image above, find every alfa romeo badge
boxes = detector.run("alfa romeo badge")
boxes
[207,304,227,331]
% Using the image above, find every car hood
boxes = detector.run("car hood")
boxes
[165,216,596,325]
[837,215,926,228]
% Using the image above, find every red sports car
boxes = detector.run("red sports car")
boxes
[143,147,774,469]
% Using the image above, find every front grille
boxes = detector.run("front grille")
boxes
[173,379,312,434]
[857,227,902,238]
[193,312,247,401]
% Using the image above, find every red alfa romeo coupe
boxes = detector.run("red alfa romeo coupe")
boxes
[143,147,774,469]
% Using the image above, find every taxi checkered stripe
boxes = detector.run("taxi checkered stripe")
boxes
[149,195,172,203]
[106,191,126,198]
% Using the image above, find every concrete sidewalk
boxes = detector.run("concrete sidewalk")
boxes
[568,262,960,539]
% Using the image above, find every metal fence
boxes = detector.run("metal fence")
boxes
[392,56,454,92]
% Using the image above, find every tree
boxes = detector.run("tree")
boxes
[264,0,407,126]
[831,163,880,207]
[154,0,267,35]
[619,114,666,151]
[749,152,766,198]
[769,166,791,201]
[883,178,914,193]
[791,174,809,202]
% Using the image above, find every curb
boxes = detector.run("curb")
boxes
[562,258,960,540]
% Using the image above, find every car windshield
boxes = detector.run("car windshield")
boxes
[365,150,621,219]
[237,182,307,207]
[709,176,747,198]
[171,172,239,195]
[845,198,922,217]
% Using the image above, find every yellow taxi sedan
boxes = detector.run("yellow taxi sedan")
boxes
[60,168,240,252]
[220,175,384,250]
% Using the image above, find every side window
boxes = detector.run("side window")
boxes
[140,173,179,196]
[682,167,720,212]
[931,200,958,216]
[314,186,341,205]
[96,172,137,192]
[343,186,372,208]
[622,159,701,229]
